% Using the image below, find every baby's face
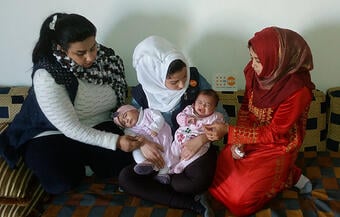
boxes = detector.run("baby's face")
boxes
[193,94,216,118]
[118,110,139,128]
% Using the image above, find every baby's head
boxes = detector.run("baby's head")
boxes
[193,89,219,118]
[113,105,139,128]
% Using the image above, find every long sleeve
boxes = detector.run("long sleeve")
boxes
[176,105,192,127]
[147,109,165,133]
[33,69,119,150]
[228,87,312,146]
[236,89,251,126]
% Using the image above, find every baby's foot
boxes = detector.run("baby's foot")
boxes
[192,193,215,217]
[294,174,312,194]
[134,162,154,175]
[299,181,312,194]
[154,174,171,184]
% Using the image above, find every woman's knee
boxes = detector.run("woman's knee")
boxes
[24,144,84,194]
[225,189,270,216]
[37,164,84,194]
[118,164,136,191]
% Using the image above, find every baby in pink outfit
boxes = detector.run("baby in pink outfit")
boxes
[170,89,225,173]
[113,105,174,184]
[114,89,225,183]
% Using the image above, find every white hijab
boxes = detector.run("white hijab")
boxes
[133,36,189,112]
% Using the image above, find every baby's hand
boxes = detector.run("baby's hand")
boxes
[187,116,197,125]
[150,131,158,137]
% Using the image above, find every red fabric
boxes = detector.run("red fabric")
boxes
[245,27,315,108]
[209,87,312,217]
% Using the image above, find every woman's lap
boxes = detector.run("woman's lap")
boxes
[119,145,218,209]
[171,145,217,194]
[209,144,300,216]
[23,134,85,194]
[23,121,133,194]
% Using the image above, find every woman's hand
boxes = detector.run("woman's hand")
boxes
[116,135,142,152]
[230,144,245,159]
[117,135,142,152]
[204,122,229,141]
[181,134,209,160]
[138,136,165,169]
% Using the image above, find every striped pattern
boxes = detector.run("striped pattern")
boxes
[0,151,45,217]
[0,157,33,199]
[0,87,45,217]
[0,180,44,217]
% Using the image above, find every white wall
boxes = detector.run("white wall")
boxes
[1,0,340,92]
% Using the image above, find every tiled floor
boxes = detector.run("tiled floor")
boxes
[41,151,340,217]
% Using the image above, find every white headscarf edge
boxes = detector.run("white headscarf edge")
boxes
[133,36,190,112]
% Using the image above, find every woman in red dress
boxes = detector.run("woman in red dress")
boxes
[205,27,315,216]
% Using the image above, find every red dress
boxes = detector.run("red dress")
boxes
[209,87,312,216]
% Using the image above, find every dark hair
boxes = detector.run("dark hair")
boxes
[32,13,97,64]
[196,89,220,106]
[166,59,186,78]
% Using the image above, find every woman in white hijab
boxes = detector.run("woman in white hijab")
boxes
[119,36,228,217]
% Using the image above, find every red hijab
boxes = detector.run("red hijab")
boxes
[244,27,315,108]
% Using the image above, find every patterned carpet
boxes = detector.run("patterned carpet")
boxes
[41,151,340,217]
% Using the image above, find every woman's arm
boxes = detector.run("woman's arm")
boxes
[180,134,210,160]
[204,122,229,141]
[117,135,142,152]
[236,90,251,126]
[228,87,312,145]
[204,87,312,146]
[34,69,133,151]
[147,109,164,133]
[138,136,165,169]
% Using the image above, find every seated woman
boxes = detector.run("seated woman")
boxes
[0,13,162,195]
[119,35,228,217]
[205,26,314,217]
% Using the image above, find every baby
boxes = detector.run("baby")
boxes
[170,89,225,173]
[113,105,174,184]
